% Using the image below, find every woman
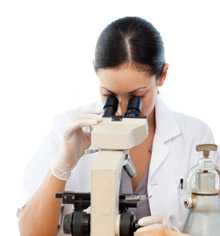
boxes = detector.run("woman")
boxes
[17,16,214,236]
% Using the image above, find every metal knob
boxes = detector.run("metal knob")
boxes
[196,144,218,158]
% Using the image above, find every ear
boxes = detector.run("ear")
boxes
[156,63,169,86]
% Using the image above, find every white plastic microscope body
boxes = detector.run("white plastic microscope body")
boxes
[89,116,148,236]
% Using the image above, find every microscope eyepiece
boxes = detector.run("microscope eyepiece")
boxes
[124,96,141,118]
[103,95,119,117]
[103,95,142,118]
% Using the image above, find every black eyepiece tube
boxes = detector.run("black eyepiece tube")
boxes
[124,96,141,118]
[103,95,119,117]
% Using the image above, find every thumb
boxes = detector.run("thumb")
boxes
[136,224,164,232]
[138,216,165,227]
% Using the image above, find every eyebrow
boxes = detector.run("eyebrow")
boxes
[101,86,147,94]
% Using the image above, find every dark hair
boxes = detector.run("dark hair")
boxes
[94,16,165,79]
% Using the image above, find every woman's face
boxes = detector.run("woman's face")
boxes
[97,63,168,118]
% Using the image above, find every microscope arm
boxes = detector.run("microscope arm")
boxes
[91,150,125,236]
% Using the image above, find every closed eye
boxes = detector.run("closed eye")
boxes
[102,93,114,97]
[132,91,148,97]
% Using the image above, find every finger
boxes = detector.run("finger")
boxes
[82,126,92,134]
[164,229,190,236]
[138,216,165,227]
[65,119,102,139]
[76,118,103,129]
[136,224,164,232]
[79,113,103,120]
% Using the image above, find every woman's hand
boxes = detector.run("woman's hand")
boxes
[135,216,190,236]
[50,113,103,181]
[135,228,189,236]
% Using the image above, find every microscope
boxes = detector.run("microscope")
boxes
[56,95,149,236]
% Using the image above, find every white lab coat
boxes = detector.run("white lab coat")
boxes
[18,95,217,234]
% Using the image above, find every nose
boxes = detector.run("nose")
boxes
[115,96,128,116]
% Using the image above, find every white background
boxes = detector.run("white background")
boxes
[1,0,220,235]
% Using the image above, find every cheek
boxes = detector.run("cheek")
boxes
[100,94,108,104]
[140,91,157,116]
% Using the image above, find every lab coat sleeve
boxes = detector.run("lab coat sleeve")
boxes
[16,110,70,219]
[17,128,61,216]
[16,102,102,218]
[16,102,104,225]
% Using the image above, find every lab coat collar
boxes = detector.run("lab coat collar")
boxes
[155,95,182,143]
[148,95,182,183]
